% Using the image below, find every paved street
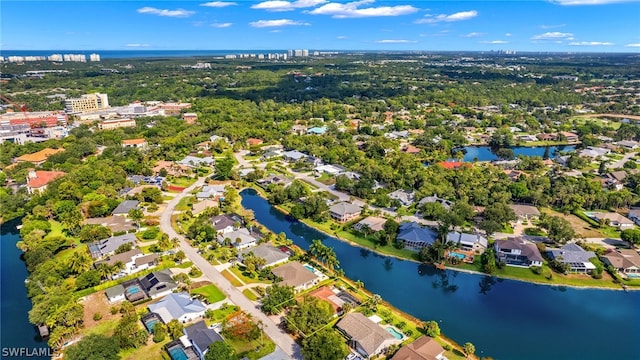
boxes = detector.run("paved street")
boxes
[159,176,300,360]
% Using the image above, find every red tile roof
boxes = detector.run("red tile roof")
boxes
[27,171,66,189]
[437,161,465,169]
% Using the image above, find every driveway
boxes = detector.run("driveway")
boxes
[159,176,300,359]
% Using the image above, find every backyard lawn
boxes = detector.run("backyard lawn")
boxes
[192,284,226,303]
[540,208,605,238]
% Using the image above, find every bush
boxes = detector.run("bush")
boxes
[110,306,118,315]
[93,312,102,321]
[531,266,544,275]
[443,344,451,351]
[141,228,160,240]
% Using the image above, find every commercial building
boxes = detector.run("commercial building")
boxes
[65,93,110,113]
[98,118,136,130]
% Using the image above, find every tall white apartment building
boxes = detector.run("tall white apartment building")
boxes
[65,93,110,113]
[89,53,101,61]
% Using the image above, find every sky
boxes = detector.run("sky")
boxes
[1,0,639,52]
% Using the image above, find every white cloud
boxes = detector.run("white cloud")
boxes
[531,32,574,40]
[126,43,151,47]
[211,22,233,28]
[309,0,418,18]
[137,7,194,17]
[252,0,327,11]
[249,19,310,27]
[375,39,417,43]
[550,0,637,5]
[270,29,282,32]
[505,33,512,37]
[200,1,237,7]
[337,35,347,39]
[569,41,615,45]
[416,10,478,24]
[481,40,510,44]
[625,43,640,47]
[540,24,566,29]
[461,32,484,38]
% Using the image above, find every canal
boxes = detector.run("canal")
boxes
[241,188,640,360]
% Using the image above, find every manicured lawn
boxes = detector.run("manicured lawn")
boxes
[192,284,226,303]
[229,265,272,284]
[242,289,259,301]
[221,269,243,287]
[205,304,240,324]
[169,176,197,188]
[44,220,68,240]
[175,196,195,211]
[176,261,193,269]
[120,339,170,360]
[316,173,335,185]
[226,332,275,360]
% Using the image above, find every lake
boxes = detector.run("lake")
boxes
[1,221,51,359]
[459,146,575,162]
[240,188,640,360]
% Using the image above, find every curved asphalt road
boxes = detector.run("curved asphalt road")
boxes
[159,176,301,359]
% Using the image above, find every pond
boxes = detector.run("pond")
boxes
[459,146,575,162]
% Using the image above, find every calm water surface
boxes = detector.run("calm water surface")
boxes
[1,221,49,359]
[241,189,640,360]
[461,146,575,162]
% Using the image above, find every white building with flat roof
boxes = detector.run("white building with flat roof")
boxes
[65,93,109,113]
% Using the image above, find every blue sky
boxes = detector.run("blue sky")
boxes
[2,0,639,52]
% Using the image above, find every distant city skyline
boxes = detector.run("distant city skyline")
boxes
[2,0,639,52]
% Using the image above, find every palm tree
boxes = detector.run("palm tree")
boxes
[68,248,92,274]
[96,263,112,280]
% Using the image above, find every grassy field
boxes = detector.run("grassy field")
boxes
[229,265,272,284]
[121,339,170,360]
[242,288,259,301]
[192,284,226,303]
[205,304,240,325]
[315,173,336,185]
[570,115,621,130]
[226,332,275,360]
[540,208,605,238]
[175,196,195,211]
[221,269,243,287]
[169,176,197,188]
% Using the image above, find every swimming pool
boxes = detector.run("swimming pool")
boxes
[168,346,188,360]
[303,264,315,273]
[126,286,141,295]
[626,273,640,279]
[145,319,158,332]
[449,252,466,260]
[385,326,403,340]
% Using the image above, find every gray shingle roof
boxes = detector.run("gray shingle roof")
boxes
[184,320,224,354]
[272,261,319,288]
[139,269,177,297]
[240,244,289,267]
[447,231,488,248]
[397,222,437,245]
[548,243,596,264]
[329,202,362,216]
[105,284,125,299]
[336,312,394,356]
[94,248,142,267]
[89,233,137,259]
[112,200,139,215]
[217,228,258,248]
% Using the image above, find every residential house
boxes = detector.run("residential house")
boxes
[15,148,64,165]
[388,190,416,207]
[183,320,224,360]
[336,312,397,358]
[494,238,544,267]
[139,269,178,299]
[153,160,191,177]
[560,131,579,143]
[384,130,409,139]
[135,254,160,273]
[246,138,263,147]
[627,209,640,226]
[105,284,125,303]
[112,200,139,216]
[182,113,198,124]
[192,199,218,215]
[238,243,290,268]
[271,261,321,292]
[354,216,387,233]
[217,228,258,250]
[547,243,596,273]
[196,185,226,200]
[579,146,610,159]
[590,212,635,229]
[402,145,421,154]
[396,222,438,249]
[148,292,207,323]
[25,169,66,194]
[307,126,327,135]
[604,170,630,184]
[211,214,242,235]
[283,150,308,162]
[392,336,446,360]
[329,202,362,223]
[418,195,453,210]
[256,175,293,187]
[291,124,308,135]
[509,204,541,222]
[437,161,465,170]
[315,164,346,177]
[177,156,214,168]
[342,171,362,181]
[94,249,146,278]
[600,249,640,276]
[537,133,557,141]
[89,233,137,259]
[447,231,488,253]
[616,140,639,149]
[122,138,147,149]
[261,149,283,161]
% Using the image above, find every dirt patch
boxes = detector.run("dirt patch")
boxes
[81,292,121,331]
[190,280,212,290]
[541,208,603,238]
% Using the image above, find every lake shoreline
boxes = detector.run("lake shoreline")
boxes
[245,187,636,292]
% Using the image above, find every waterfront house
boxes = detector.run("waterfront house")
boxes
[217,228,258,250]
[105,284,126,303]
[600,249,640,276]
[25,169,66,194]
[560,131,579,143]
[590,212,635,229]
[139,269,178,299]
[238,243,289,268]
[329,202,362,223]
[392,336,446,360]
[547,243,596,273]
[354,216,387,233]
[388,190,416,207]
[396,222,438,249]
[211,214,242,235]
[89,233,137,259]
[148,292,207,324]
[336,312,396,358]
[494,238,544,267]
[183,320,224,360]
[509,204,540,222]
[111,200,139,216]
[271,261,320,292]
[447,231,488,253]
